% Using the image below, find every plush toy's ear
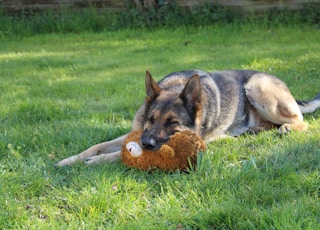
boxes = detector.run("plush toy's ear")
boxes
[159,145,175,158]
[145,70,161,103]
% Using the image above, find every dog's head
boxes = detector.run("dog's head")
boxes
[140,71,203,150]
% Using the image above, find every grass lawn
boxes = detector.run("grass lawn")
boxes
[0,24,319,229]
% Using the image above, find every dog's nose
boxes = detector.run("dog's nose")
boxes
[141,138,156,149]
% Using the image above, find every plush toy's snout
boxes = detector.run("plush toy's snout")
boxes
[126,142,142,157]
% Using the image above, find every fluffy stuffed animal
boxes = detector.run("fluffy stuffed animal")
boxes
[121,130,206,171]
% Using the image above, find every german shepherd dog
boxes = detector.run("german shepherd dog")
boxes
[56,70,320,166]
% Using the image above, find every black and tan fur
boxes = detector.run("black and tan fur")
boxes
[56,70,320,166]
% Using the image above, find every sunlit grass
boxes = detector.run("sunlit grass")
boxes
[0,24,319,229]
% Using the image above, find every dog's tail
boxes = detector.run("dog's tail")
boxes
[296,93,320,114]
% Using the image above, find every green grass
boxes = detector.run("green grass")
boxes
[0,24,320,229]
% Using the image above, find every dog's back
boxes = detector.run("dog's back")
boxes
[154,70,319,142]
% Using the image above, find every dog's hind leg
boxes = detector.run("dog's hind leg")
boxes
[55,134,127,167]
[244,74,308,134]
[276,105,308,134]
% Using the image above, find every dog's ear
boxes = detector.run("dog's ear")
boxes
[145,70,161,102]
[180,74,202,111]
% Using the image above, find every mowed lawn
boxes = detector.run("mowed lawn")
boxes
[0,24,319,229]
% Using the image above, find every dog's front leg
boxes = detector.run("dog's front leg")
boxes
[55,134,127,167]
[84,151,121,165]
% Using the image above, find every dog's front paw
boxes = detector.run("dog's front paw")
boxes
[84,155,102,166]
[55,156,79,167]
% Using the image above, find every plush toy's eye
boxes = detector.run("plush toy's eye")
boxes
[126,142,142,157]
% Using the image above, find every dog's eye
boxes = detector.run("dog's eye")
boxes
[148,116,155,124]
[165,118,179,126]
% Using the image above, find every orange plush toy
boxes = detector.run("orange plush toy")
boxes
[121,130,206,171]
